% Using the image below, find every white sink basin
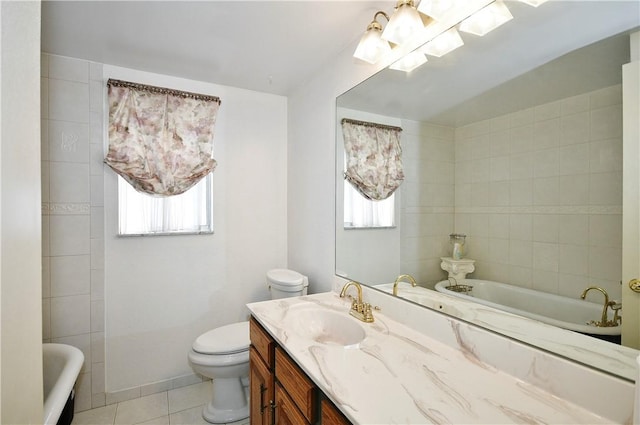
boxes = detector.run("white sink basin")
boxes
[282,305,366,347]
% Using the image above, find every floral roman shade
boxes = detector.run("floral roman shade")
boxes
[105,79,221,196]
[341,118,404,201]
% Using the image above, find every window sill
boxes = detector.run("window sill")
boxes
[117,230,214,237]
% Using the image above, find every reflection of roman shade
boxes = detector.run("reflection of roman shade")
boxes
[341,118,404,201]
[105,79,221,197]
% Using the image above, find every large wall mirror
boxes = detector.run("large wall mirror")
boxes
[336,1,640,381]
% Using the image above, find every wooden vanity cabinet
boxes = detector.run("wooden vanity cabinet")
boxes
[321,398,351,425]
[249,316,352,425]
[275,347,315,422]
[249,318,275,425]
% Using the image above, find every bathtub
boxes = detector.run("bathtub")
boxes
[434,279,620,336]
[43,343,84,425]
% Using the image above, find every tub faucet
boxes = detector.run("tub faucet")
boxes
[340,281,374,323]
[393,274,417,296]
[580,286,616,327]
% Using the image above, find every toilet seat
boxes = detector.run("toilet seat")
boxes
[193,321,250,355]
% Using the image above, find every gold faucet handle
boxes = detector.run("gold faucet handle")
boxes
[609,301,622,325]
[362,303,375,323]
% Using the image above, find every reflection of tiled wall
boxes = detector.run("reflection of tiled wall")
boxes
[400,120,455,285]
[41,53,105,411]
[454,85,622,300]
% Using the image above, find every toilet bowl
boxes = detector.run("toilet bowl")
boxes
[187,321,250,424]
[189,269,308,424]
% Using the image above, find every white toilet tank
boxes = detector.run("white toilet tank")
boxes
[266,269,309,299]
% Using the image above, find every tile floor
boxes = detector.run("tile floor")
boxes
[72,381,250,425]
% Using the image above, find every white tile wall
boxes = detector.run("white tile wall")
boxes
[453,85,623,299]
[42,53,106,412]
[399,121,455,285]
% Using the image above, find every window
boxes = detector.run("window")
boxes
[344,179,395,228]
[118,174,213,236]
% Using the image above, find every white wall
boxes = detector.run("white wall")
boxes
[287,42,384,293]
[0,1,43,423]
[454,85,623,300]
[399,120,455,287]
[41,53,105,411]
[103,66,288,393]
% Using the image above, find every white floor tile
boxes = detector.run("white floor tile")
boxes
[72,403,117,425]
[72,382,247,425]
[226,418,250,425]
[114,392,168,425]
[167,381,211,414]
[136,415,169,425]
[168,405,208,425]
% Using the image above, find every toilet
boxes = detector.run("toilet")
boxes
[266,268,309,298]
[187,269,308,424]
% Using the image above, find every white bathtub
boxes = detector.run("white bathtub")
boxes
[434,279,620,336]
[43,343,84,425]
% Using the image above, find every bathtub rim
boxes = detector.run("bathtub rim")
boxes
[434,279,620,336]
[43,343,84,425]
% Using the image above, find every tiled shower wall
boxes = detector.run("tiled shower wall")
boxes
[399,120,455,285]
[41,53,106,411]
[453,85,622,299]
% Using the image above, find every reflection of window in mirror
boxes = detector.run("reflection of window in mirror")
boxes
[343,179,394,228]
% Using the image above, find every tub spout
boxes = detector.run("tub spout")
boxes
[393,274,417,296]
[580,286,616,327]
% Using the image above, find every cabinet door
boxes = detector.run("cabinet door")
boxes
[321,398,351,425]
[250,347,273,425]
[275,347,315,422]
[275,382,310,425]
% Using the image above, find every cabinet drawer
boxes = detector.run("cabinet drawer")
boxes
[250,317,275,368]
[275,347,316,423]
[275,382,310,425]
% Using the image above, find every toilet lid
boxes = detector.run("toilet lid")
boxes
[267,269,305,287]
[193,321,250,355]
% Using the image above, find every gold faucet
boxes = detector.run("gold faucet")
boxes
[339,281,374,323]
[580,286,617,327]
[393,274,417,296]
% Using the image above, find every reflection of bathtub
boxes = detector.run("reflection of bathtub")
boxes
[434,280,620,336]
[43,343,84,425]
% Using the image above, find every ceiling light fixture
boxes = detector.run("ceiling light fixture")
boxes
[517,0,549,7]
[458,1,513,36]
[353,11,392,64]
[381,0,425,45]
[417,0,456,21]
[354,0,546,73]
[421,27,464,57]
[389,50,428,72]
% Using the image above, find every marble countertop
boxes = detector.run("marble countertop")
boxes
[247,292,613,424]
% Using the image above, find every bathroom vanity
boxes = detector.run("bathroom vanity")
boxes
[247,290,634,424]
[249,316,349,424]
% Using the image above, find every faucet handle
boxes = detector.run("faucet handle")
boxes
[362,303,375,323]
[609,301,622,325]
